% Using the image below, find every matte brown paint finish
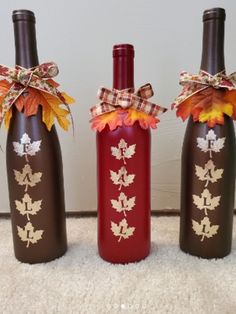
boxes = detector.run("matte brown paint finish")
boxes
[7,10,67,263]
[180,8,236,258]
[180,117,235,258]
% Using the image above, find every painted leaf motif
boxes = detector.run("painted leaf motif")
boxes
[111,139,136,164]
[192,189,221,216]
[17,222,44,248]
[13,133,41,162]
[14,164,42,192]
[15,193,42,221]
[192,217,219,242]
[195,160,223,187]
[110,166,135,190]
[197,130,225,158]
[111,192,136,217]
[110,218,135,242]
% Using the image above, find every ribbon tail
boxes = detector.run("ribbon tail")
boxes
[65,103,75,136]
[0,84,27,126]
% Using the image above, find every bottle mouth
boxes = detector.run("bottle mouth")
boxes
[203,8,225,21]
[113,44,135,57]
[12,10,35,23]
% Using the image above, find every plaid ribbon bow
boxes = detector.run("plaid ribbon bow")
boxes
[0,62,68,122]
[90,84,167,119]
[172,70,236,108]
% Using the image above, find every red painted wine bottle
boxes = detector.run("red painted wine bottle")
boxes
[180,8,236,258]
[6,10,67,263]
[97,44,150,263]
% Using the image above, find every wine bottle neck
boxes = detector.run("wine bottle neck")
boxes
[113,55,134,90]
[200,18,225,74]
[14,20,39,68]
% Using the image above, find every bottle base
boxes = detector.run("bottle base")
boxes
[180,245,231,259]
[99,250,150,264]
[14,246,67,264]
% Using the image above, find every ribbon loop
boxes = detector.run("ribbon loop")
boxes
[173,70,236,109]
[0,62,71,126]
[91,84,167,119]
[32,62,59,78]
[15,68,32,87]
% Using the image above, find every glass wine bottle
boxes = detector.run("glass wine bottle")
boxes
[180,8,236,258]
[6,10,67,263]
[97,44,151,263]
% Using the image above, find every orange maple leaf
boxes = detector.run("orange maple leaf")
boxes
[176,87,235,127]
[91,108,160,131]
[0,79,74,131]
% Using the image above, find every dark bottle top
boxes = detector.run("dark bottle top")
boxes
[6,10,67,263]
[180,8,236,258]
[97,44,150,263]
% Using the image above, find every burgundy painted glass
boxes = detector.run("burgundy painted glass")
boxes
[97,44,150,263]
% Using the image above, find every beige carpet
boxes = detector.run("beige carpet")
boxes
[0,217,236,314]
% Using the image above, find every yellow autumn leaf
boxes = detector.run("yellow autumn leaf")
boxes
[4,109,12,129]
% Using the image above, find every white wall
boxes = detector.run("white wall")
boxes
[0,0,236,212]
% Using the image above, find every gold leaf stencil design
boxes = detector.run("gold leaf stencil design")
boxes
[111,219,135,242]
[195,160,223,187]
[192,189,221,216]
[192,217,219,242]
[15,193,42,221]
[14,164,42,192]
[111,192,136,217]
[111,139,136,164]
[17,222,44,248]
[197,130,225,159]
[110,166,135,190]
[13,133,41,162]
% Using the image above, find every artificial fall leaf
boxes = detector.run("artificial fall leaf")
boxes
[110,218,135,242]
[14,164,42,192]
[192,217,219,242]
[110,166,135,190]
[196,129,225,158]
[111,139,136,164]
[91,109,123,132]
[192,189,221,216]
[195,160,223,187]
[111,192,136,217]
[17,222,44,248]
[13,133,41,162]
[15,193,42,221]
[176,87,235,127]
[124,108,160,129]
[91,108,159,132]
[3,81,74,131]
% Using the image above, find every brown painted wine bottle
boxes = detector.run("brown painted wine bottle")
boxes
[6,10,67,263]
[180,8,236,258]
